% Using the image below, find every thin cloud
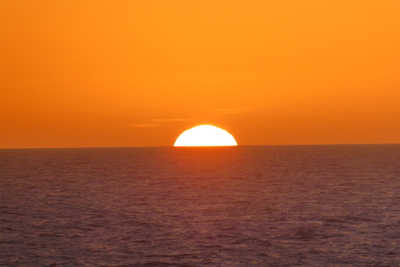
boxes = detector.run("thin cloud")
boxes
[152,118,189,122]
[130,124,160,128]
[129,118,188,128]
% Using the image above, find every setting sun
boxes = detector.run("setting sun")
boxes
[174,125,238,147]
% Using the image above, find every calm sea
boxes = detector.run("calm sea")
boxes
[1,145,400,266]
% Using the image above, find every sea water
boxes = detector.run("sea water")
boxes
[1,145,400,266]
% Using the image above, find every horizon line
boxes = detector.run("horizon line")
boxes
[1,143,400,150]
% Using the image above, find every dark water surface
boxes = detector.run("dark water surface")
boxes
[1,145,400,266]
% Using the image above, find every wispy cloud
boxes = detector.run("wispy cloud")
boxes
[152,118,189,122]
[129,118,188,127]
[129,124,160,128]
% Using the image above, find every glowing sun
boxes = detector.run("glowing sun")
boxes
[174,125,238,147]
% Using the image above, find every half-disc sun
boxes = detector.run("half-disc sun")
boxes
[174,125,238,147]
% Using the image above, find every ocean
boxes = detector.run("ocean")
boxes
[1,145,400,266]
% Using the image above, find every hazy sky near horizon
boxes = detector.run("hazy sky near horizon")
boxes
[1,0,399,148]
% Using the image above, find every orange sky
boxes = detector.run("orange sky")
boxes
[1,0,399,148]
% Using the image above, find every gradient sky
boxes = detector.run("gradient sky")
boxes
[1,1,399,148]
